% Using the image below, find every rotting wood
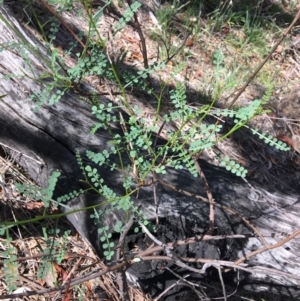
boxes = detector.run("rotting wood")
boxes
[1,4,300,300]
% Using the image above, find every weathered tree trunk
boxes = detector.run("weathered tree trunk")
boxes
[1,4,300,300]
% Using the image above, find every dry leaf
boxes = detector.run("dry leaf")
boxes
[62,292,72,301]
[54,263,68,282]
[186,37,194,47]
[132,51,143,61]
[22,201,44,210]
[195,70,204,77]
[85,281,92,298]
[27,240,39,249]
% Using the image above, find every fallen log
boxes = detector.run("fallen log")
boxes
[1,4,300,300]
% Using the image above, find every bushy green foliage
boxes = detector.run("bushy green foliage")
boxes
[16,171,61,208]
[0,0,291,284]
[220,156,247,177]
[2,237,18,292]
[12,38,288,262]
[114,1,141,33]
[36,227,70,282]
[68,45,113,82]
[250,128,290,151]
[48,0,75,11]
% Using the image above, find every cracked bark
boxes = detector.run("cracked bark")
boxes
[1,4,300,300]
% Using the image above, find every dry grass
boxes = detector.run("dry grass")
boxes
[0,147,152,300]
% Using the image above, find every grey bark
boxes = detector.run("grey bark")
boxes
[1,4,300,300]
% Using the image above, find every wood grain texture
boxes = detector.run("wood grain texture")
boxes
[1,4,300,299]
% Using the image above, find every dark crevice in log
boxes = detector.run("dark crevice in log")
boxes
[1,4,300,300]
